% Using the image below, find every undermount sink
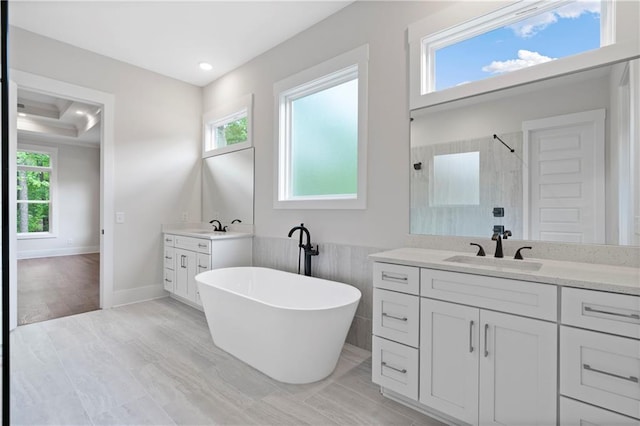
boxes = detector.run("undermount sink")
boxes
[444,255,543,272]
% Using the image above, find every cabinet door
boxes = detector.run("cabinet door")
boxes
[479,310,557,426]
[560,396,640,426]
[420,298,480,425]
[195,253,211,305]
[174,248,195,300]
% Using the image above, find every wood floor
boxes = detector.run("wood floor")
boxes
[17,253,100,325]
[11,297,445,426]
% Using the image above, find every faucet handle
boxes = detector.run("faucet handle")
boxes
[514,246,532,260]
[503,230,512,240]
[470,243,486,257]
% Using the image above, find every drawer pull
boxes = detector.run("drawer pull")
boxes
[198,243,208,248]
[382,312,408,322]
[484,323,489,357]
[381,272,408,283]
[164,256,172,260]
[583,364,639,383]
[164,278,172,283]
[165,238,172,242]
[198,264,208,269]
[382,361,407,374]
[584,306,640,320]
[469,320,474,353]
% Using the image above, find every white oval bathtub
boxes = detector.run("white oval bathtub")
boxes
[195,267,361,384]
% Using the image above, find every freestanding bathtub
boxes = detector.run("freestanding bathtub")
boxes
[195,267,361,384]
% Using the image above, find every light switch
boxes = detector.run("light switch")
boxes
[115,212,125,224]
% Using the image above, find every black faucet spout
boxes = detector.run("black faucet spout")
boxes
[492,232,504,258]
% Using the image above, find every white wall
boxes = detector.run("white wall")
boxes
[10,27,202,293]
[17,140,100,258]
[203,1,449,248]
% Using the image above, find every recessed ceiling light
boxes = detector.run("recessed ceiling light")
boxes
[199,62,213,71]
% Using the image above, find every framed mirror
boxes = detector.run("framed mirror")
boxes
[410,59,639,246]
[202,147,254,225]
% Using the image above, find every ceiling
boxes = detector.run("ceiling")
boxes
[18,89,102,146]
[9,1,353,87]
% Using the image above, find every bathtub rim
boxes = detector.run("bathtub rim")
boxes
[196,266,362,312]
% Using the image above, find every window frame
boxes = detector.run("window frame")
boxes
[273,44,369,210]
[203,94,253,158]
[407,0,638,110]
[16,143,58,239]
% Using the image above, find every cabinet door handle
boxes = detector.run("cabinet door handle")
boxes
[583,364,639,383]
[180,255,186,268]
[469,320,474,353]
[198,243,208,248]
[483,323,489,357]
[382,312,408,322]
[381,361,407,374]
[584,306,640,320]
[381,272,408,283]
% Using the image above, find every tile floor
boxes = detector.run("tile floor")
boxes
[17,253,100,325]
[10,297,444,425]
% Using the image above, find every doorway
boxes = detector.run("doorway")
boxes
[9,70,115,330]
[16,89,101,324]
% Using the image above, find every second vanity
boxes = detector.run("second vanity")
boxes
[163,228,252,308]
[370,248,640,426]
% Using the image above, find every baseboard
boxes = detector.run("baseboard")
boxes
[112,284,168,307]
[17,246,100,260]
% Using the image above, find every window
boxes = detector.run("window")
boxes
[16,145,57,238]
[423,1,609,93]
[203,94,252,157]
[274,45,368,209]
[431,152,480,206]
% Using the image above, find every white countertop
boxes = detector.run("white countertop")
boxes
[370,248,640,296]
[164,228,253,240]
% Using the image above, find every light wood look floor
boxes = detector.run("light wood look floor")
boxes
[11,297,445,426]
[17,253,100,325]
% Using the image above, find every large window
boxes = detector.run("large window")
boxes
[424,0,609,93]
[17,145,57,237]
[274,45,368,209]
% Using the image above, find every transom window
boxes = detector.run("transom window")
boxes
[274,45,368,209]
[17,145,57,237]
[422,0,610,93]
[203,94,253,157]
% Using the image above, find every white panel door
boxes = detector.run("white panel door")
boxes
[479,310,557,426]
[420,298,480,425]
[523,109,605,243]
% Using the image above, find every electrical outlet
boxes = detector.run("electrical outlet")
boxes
[181,212,189,222]
[115,212,125,224]
[66,238,73,246]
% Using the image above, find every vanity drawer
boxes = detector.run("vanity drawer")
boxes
[372,336,418,400]
[561,326,640,419]
[373,262,420,295]
[420,268,557,321]
[373,289,419,347]
[163,268,174,292]
[174,236,211,254]
[163,233,175,247]
[560,397,640,425]
[562,287,640,339]
[164,247,175,270]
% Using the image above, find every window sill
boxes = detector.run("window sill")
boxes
[17,232,57,240]
[274,196,366,210]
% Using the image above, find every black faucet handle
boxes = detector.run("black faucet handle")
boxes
[514,246,532,260]
[503,230,512,239]
[470,243,486,257]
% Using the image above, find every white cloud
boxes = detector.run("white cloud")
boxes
[482,50,556,74]
[508,0,601,38]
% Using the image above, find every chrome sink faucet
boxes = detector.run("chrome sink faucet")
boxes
[491,229,512,258]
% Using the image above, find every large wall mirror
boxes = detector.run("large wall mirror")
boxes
[410,59,639,246]
[202,147,254,225]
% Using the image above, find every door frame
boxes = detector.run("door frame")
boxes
[10,70,115,328]
[522,109,606,242]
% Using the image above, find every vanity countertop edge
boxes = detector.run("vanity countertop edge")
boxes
[370,248,640,296]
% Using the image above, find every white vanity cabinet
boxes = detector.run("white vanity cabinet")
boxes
[419,269,557,426]
[163,232,252,307]
[372,260,558,426]
[560,287,640,422]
